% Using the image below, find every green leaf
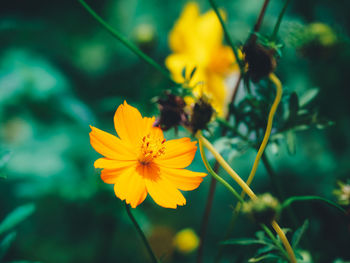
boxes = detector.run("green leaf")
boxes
[181,66,187,79]
[221,238,270,246]
[288,92,299,121]
[292,220,309,249]
[299,88,319,107]
[248,254,280,262]
[286,131,296,155]
[0,204,35,235]
[0,232,17,260]
[189,66,197,80]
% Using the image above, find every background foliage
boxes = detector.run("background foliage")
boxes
[0,0,350,262]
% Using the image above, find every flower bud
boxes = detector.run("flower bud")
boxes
[242,193,280,224]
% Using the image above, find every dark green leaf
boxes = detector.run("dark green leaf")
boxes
[292,220,309,249]
[181,66,186,79]
[288,92,299,121]
[0,232,17,260]
[189,66,197,80]
[0,204,35,235]
[221,238,270,246]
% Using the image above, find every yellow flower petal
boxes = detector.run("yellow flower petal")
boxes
[114,101,151,144]
[169,2,199,53]
[94,158,137,169]
[155,138,197,168]
[112,165,148,208]
[142,163,186,209]
[89,126,136,160]
[160,166,206,191]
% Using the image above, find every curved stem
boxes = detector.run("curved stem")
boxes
[245,73,283,192]
[198,135,244,203]
[125,204,159,263]
[77,0,174,84]
[208,0,244,73]
[198,133,257,200]
[281,195,348,215]
[197,134,297,263]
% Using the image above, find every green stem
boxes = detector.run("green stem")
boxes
[281,196,348,215]
[261,224,289,259]
[271,0,292,41]
[77,0,174,83]
[208,0,245,73]
[125,204,159,263]
[198,136,244,203]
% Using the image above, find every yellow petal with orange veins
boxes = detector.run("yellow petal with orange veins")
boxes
[160,166,206,191]
[112,166,147,208]
[114,101,144,144]
[137,163,185,208]
[155,138,197,168]
[89,126,136,160]
[94,158,137,169]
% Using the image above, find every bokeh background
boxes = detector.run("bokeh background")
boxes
[1,0,350,262]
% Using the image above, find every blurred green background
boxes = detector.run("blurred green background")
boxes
[1,0,350,262]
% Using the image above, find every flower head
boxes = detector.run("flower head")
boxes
[173,228,199,254]
[89,101,206,208]
[165,2,239,116]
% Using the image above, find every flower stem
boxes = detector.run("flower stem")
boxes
[242,73,283,197]
[208,0,245,73]
[254,0,271,32]
[261,224,289,259]
[77,0,174,84]
[197,134,297,263]
[271,0,292,41]
[198,136,244,203]
[125,204,159,263]
[271,220,297,263]
[198,133,257,200]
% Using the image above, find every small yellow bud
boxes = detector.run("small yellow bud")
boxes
[173,228,199,254]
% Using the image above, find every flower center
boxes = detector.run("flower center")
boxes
[138,133,166,165]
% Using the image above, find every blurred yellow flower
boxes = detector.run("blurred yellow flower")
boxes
[89,101,206,208]
[166,2,239,116]
[173,228,199,254]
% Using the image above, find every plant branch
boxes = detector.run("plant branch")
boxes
[77,0,174,83]
[271,0,292,41]
[125,204,159,263]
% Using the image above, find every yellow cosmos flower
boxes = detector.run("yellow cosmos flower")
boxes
[165,2,239,116]
[89,101,206,209]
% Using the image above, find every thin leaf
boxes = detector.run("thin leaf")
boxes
[0,204,35,235]
[221,238,270,246]
[288,92,299,121]
[286,131,296,155]
[299,88,319,107]
[248,254,280,262]
[189,66,197,80]
[292,220,309,249]
[181,66,186,79]
[254,244,278,257]
[281,196,347,216]
[0,232,17,260]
